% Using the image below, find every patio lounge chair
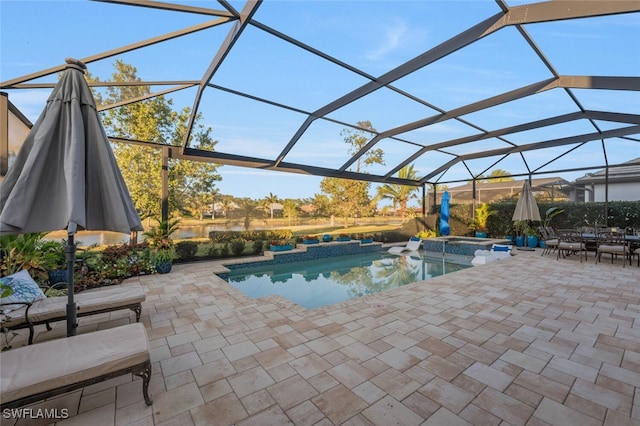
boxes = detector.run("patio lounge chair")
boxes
[388,237,422,255]
[0,322,152,410]
[1,283,146,345]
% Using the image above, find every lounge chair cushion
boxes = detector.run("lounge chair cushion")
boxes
[2,284,145,328]
[1,323,150,405]
[388,238,422,254]
[0,270,46,313]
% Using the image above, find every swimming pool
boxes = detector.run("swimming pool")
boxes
[222,251,471,309]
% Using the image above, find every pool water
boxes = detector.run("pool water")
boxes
[223,251,470,309]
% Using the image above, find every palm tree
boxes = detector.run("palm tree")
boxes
[481,169,514,182]
[237,198,259,231]
[264,192,279,220]
[219,195,234,218]
[375,165,419,219]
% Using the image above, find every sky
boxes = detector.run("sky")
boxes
[1,1,639,204]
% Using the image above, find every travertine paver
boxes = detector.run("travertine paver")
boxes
[6,248,640,425]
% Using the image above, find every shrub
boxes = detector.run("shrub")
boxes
[230,239,246,256]
[220,243,230,257]
[175,241,198,260]
[252,240,263,254]
[207,245,219,257]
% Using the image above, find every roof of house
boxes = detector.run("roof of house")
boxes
[441,177,570,204]
[573,158,640,184]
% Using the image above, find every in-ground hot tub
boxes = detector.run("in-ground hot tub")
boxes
[423,236,511,257]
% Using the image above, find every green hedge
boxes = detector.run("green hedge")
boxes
[208,229,292,244]
[487,200,640,237]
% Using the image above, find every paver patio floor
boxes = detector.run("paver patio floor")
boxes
[6,248,640,425]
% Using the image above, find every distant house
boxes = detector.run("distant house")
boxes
[1,94,32,179]
[435,177,571,205]
[571,158,640,202]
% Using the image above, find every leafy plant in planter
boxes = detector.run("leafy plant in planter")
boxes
[543,207,565,229]
[39,239,68,284]
[468,203,494,237]
[1,233,55,285]
[143,218,179,274]
[269,240,293,251]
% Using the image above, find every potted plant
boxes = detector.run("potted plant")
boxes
[543,207,564,230]
[359,235,374,244]
[469,203,493,238]
[143,218,179,274]
[40,239,69,284]
[525,226,541,248]
[302,235,319,244]
[513,220,528,247]
[336,233,351,242]
[269,240,293,251]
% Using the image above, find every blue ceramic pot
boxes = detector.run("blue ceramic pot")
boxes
[155,261,172,274]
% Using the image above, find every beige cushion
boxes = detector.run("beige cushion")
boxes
[1,323,149,404]
[558,242,585,251]
[2,284,145,328]
[598,244,628,254]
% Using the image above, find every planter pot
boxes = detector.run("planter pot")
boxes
[270,244,293,252]
[526,235,538,248]
[322,234,331,242]
[505,235,514,243]
[303,239,319,245]
[515,236,525,247]
[474,231,488,238]
[155,261,173,274]
[48,269,68,284]
[360,239,373,244]
[539,240,546,248]
[336,237,351,242]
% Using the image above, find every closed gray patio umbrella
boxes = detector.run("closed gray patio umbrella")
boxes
[0,58,143,337]
[512,180,542,222]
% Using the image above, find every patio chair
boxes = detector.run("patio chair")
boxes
[388,237,422,255]
[1,281,145,345]
[538,226,559,256]
[556,229,587,263]
[595,230,630,267]
[1,323,152,410]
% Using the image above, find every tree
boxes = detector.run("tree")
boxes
[340,120,383,173]
[236,198,259,230]
[90,60,222,219]
[264,192,279,220]
[169,109,221,219]
[218,195,234,218]
[480,169,514,183]
[282,199,300,226]
[320,178,373,227]
[320,121,384,226]
[375,164,419,219]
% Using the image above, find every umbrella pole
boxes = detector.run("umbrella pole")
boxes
[66,234,77,337]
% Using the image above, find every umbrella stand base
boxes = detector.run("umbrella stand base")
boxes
[67,303,78,337]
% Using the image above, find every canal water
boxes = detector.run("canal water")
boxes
[44,224,245,246]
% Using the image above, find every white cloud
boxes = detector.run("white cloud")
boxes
[365,20,408,61]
